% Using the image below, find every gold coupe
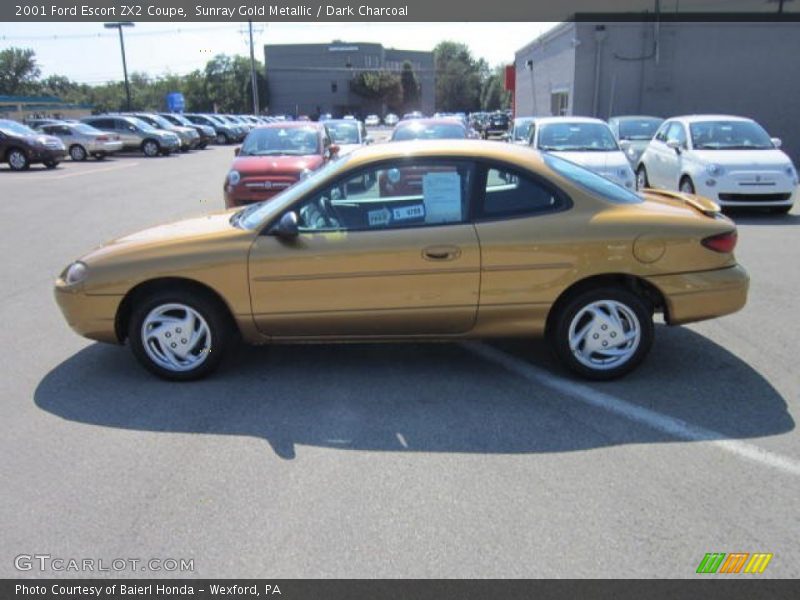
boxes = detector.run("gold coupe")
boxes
[55,140,748,381]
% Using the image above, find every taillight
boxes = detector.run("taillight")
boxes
[96,135,108,141]
[702,230,737,253]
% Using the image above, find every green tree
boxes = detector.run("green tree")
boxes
[433,41,485,112]
[400,61,420,113]
[0,47,41,95]
[480,66,511,111]
[349,70,403,113]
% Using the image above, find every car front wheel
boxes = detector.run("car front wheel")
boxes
[679,176,695,195]
[551,287,653,380]
[129,290,230,381]
[142,139,160,157]
[636,166,649,190]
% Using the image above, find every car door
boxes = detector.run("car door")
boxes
[114,118,141,148]
[644,121,672,187]
[248,158,481,337]
[662,121,688,189]
[472,164,575,334]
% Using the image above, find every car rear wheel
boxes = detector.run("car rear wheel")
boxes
[635,166,649,190]
[679,176,695,195]
[7,148,29,171]
[44,160,59,169]
[129,290,230,381]
[216,132,229,145]
[142,139,160,157]
[69,144,87,161]
[551,287,653,380]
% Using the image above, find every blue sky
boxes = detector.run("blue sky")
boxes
[0,22,556,84]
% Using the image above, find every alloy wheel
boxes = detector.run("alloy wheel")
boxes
[568,300,641,371]
[141,303,212,372]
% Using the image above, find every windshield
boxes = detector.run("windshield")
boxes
[126,117,157,133]
[238,158,343,230]
[170,114,193,126]
[538,122,619,152]
[544,153,642,204]
[392,123,466,141]
[0,120,37,136]
[617,118,663,141]
[147,114,175,129]
[689,120,774,150]
[326,122,361,144]
[239,127,320,156]
[513,120,534,141]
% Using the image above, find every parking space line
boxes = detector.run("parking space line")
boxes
[3,161,140,182]
[463,342,800,477]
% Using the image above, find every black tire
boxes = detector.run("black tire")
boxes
[199,141,208,149]
[7,148,29,171]
[128,289,231,381]
[550,287,654,381]
[679,176,695,195]
[93,153,107,161]
[142,139,160,158]
[44,160,59,169]
[635,165,649,190]
[216,132,229,145]
[69,144,87,161]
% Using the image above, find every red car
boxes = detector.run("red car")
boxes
[224,122,338,208]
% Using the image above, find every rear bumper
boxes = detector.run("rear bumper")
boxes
[645,264,749,325]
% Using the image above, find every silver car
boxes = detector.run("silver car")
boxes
[36,121,123,161]
[81,115,180,157]
[608,116,664,166]
[129,113,200,152]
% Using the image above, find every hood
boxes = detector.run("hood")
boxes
[231,154,324,177]
[690,148,792,168]
[83,211,244,264]
[619,139,650,152]
[22,133,63,147]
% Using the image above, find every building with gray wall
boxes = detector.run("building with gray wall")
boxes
[265,42,435,118]
[515,20,800,162]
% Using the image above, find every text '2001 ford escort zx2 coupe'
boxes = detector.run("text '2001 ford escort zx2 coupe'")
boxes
[55,140,749,381]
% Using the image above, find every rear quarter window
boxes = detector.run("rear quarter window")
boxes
[543,154,642,205]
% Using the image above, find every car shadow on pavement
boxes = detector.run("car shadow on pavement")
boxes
[34,325,793,460]
[726,209,800,226]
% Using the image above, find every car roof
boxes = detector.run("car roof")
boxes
[338,139,547,171]
[396,118,465,127]
[533,116,608,125]
[609,115,663,121]
[325,119,362,125]
[671,114,754,124]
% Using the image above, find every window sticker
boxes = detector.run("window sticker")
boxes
[392,204,425,221]
[422,171,462,223]
[368,207,392,227]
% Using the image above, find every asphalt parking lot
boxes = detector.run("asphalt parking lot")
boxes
[1,141,799,578]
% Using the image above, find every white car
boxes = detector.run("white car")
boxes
[529,117,636,189]
[324,119,372,157]
[510,117,536,145]
[636,115,797,213]
[365,114,381,127]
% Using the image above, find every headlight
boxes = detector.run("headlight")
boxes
[63,261,88,285]
[785,164,797,177]
[227,170,241,185]
[706,164,724,176]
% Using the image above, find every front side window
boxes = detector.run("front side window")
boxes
[666,122,687,147]
[544,154,642,205]
[480,167,569,218]
[292,159,475,232]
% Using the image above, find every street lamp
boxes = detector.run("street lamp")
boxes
[104,22,135,111]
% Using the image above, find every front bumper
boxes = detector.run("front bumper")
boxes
[54,281,123,344]
[645,264,749,325]
[695,178,797,208]
[28,147,66,163]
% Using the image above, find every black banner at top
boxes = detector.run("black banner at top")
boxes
[3,0,800,22]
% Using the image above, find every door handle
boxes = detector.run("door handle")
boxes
[422,245,461,261]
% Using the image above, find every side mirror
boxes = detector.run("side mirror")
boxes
[269,211,299,238]
[666,139,682,153]
[234,146,241,156]
[771,137,782,148]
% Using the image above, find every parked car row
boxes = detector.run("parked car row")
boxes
[507,114,797,213]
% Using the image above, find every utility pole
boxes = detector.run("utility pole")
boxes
[104,22,134,111]
[248,20,260,115]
